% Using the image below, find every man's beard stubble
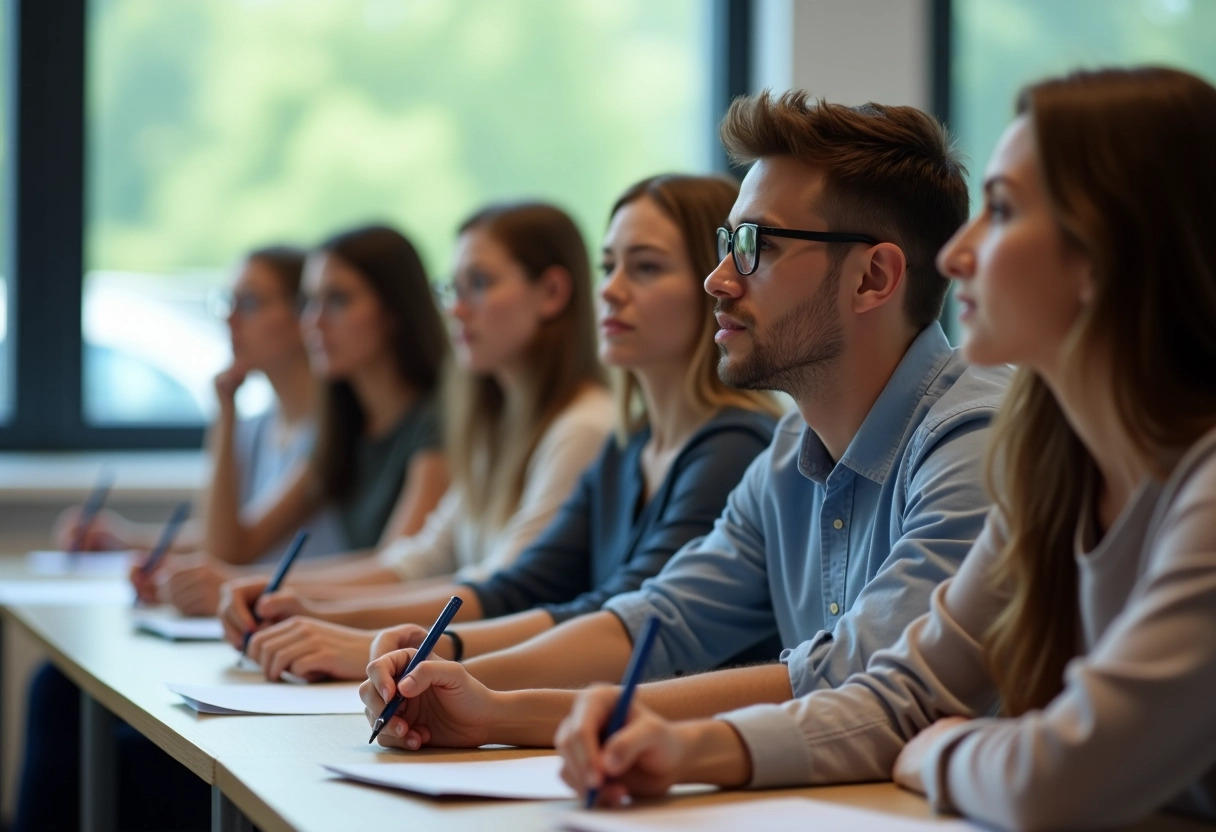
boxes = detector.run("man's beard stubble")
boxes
[714,264,844,399]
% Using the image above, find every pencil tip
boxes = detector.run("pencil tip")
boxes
[368,719,384,744]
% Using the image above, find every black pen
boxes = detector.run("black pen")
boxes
[138,501,191,577]
[585,615,661,809]
[238,528,310,662]
[368,595,463,743]
[68,469,115,555]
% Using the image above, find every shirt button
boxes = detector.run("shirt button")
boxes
[833,518,844,530]
[829,602,840,615]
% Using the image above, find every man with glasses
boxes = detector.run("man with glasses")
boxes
[358,91,1010,749]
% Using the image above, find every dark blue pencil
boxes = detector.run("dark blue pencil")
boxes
[68,469,115,555]
[368,595,463,743]
[585,615,661,809]
[238,528,310,661]
[138,501,192,577]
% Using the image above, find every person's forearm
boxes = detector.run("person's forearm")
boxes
[673,719,753,787]
[463,611,633,691]
[455,609,556,659]
[289,553,398,588]
[312,584,484,629]
[491,688,579,746]
[638,663,793,721]
[203,407,247,562]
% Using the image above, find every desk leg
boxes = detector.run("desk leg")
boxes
[212,785,255,832]
[80,691,116,832]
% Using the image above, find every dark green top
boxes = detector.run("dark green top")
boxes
[338,396,441,549]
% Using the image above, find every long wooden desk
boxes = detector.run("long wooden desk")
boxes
[3,593,1213,831]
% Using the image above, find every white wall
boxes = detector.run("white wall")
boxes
[752,0,931,109]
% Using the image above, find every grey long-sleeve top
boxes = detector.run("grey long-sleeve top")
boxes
[463,407,776,624]
[721,424,1216,831]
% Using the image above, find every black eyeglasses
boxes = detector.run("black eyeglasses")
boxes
[716,223,880,276]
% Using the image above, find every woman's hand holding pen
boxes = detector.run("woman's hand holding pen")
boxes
[555,689,753,807]
[54,506,132,552]
[556,686,683,806]
[244,618,374,682]
[219,576,309,647]
[370,623,457,661]
[359,648,496,750]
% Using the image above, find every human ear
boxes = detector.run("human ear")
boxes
[852,242,907,314]
[536,265,574,320]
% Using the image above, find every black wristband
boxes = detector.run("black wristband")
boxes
[446,630,464,663]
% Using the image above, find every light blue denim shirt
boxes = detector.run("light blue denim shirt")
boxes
[604,323,1011,694]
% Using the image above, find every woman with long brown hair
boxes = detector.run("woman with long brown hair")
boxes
[554,67,1216,829]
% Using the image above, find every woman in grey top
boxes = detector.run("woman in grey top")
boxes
[554,66,1216,829]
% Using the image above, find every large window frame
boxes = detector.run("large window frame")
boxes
[1,0,752,450]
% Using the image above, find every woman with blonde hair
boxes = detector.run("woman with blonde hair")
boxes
[227,174,782,681]
[555,66,1216,829]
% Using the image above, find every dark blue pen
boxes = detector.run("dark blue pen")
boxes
[368,595,463,743]
[68,469,115,555]
[239,528,310,661]
[138,501,192,577]
[585,615,661,809]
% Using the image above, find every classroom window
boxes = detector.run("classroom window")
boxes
[84,0,715,427]
[951,0,1216,205]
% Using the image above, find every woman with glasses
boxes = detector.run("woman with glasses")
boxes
[555,67,1216,829]
[222,175,783,684]
[217,202,615,676]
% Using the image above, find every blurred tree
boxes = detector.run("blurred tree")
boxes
[87,0,711,279]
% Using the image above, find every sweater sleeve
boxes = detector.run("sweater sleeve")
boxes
[925,455,1216,830]
[451,392,612,583]
[541,417,773,623]
[374,489,461,582]
[724,446,1216,831]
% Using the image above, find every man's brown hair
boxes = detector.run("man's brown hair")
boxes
[720,91,968,328]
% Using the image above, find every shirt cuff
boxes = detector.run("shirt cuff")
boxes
[781,632,831,697]
[717,703,814,789]
[920,721,978,812]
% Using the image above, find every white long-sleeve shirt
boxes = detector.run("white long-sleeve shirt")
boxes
[721,424,1216,830]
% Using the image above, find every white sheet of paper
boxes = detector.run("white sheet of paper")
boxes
[323,756,575,800]
[559,797,978,832]
[0,580,134,606]
[166,681,364,715]
[133,615,224,641]
[27,550,136,577]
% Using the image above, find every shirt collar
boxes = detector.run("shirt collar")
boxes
[797,323,954,487]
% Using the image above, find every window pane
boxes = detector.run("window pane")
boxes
[953,0,1216,204]
[0,0,10,423]
[86,0,713,426]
